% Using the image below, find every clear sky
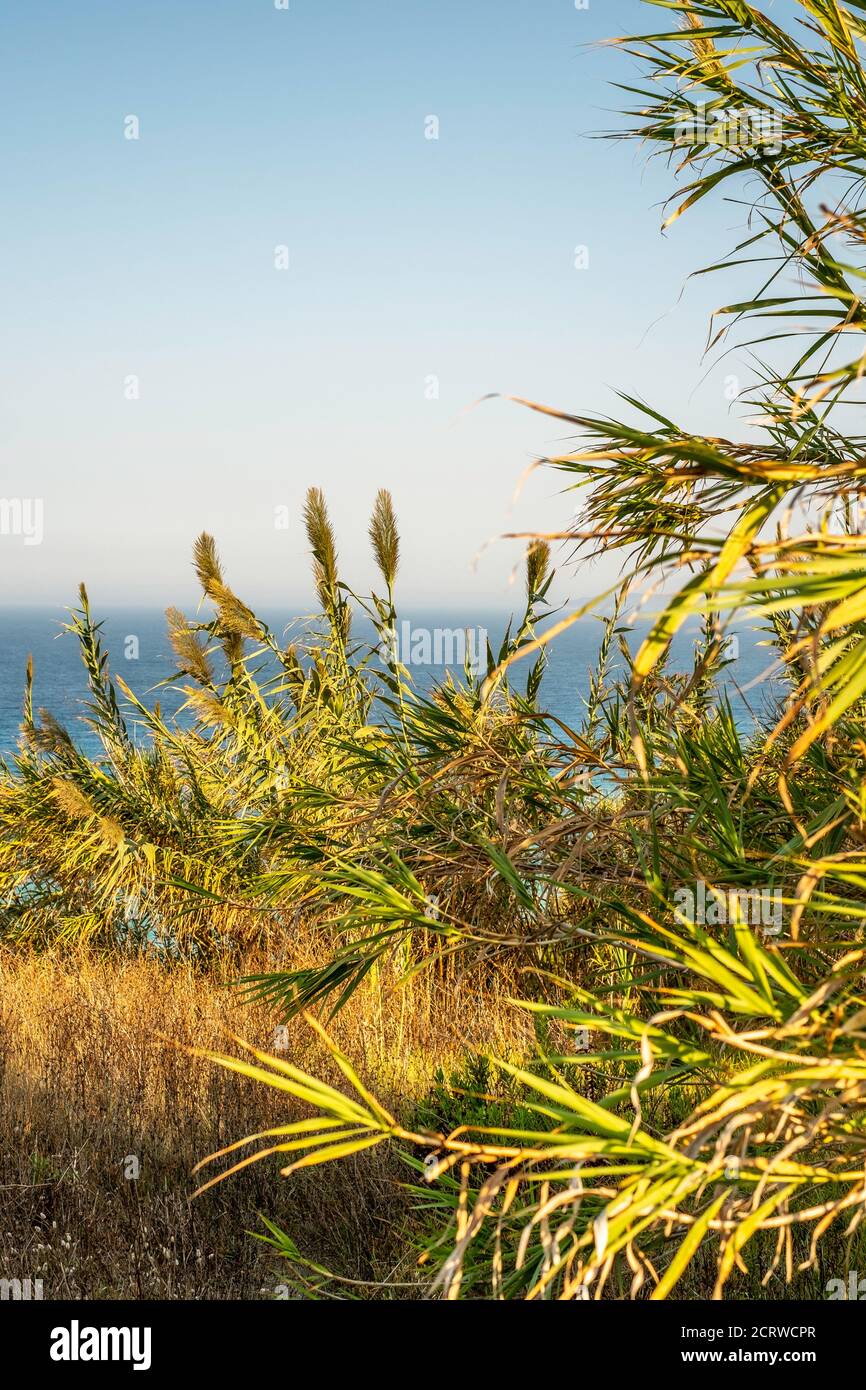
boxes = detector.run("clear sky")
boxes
[0,0,752,612]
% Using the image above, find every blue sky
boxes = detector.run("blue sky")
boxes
[0,0,753,611]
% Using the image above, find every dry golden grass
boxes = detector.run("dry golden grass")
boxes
[0,945,529,1300]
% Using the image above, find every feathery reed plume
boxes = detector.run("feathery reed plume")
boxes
[304,487,350,641]
[208,587,261,642]
[183,688,233,727]
[525,540,550,601]
[166,608,215,686]
[50,778,124,847]
[369,489,400,591]
[193,533,224,596]
[191,533,260,663]
[304,488,339,610]
[22,654,34,730]
[682,3,728,83]
[50,778,100,821]
[25,709,75,756]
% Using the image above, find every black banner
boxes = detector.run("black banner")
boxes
[3,1297,859,1377]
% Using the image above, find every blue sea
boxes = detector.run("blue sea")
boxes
[0,605,785,759]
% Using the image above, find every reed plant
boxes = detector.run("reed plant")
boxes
[7,0,866,1300]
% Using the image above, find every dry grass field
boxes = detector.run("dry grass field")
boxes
[0,947,528,1299]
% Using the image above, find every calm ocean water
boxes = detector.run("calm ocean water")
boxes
[0,606,784,759]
